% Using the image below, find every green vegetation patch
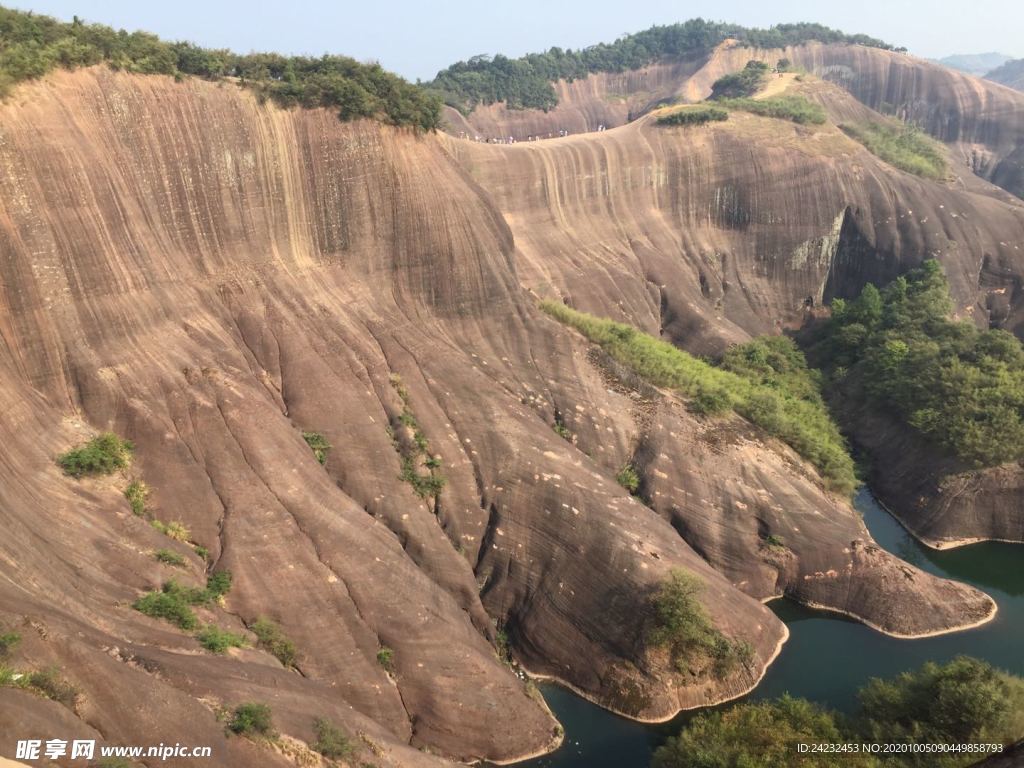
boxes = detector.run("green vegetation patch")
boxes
[840,122,947,179]
[387,375,446,502]
[57,432,132,477]
[616,464,641,494]
[250,617,297,667]
[151,519,190,542]
[124,480,149,516]
[312,717,356,760]
[132,572,233,630]
[710,60,769,99]
[376,646,394,672]
[540,301,856,493]
[653,656,1024,768]
[650,570,753,678]
[716,95,826,124]
[813,260,1024,467]
[133,586,200,630]
[19,667,79,706]
[302,431,331,465]
[656,105,728,126]
[153,548,186,567]
[653,694,863,768]
[226,702,275,738]
[1,664,79,708]
[196,625,246,654]
[430,20,891,113]
[0,7,440,130]
[0,630,19,657]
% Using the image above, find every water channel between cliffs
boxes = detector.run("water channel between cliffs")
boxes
[507,489,1024,768]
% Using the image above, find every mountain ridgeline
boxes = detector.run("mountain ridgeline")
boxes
[428,19,894,113]
[0,6,441,129]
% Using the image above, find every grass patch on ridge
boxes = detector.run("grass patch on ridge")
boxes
[540,301,856,494]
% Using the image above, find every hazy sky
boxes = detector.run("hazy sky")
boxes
[8,0,1024,81]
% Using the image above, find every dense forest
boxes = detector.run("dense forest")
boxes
[429,19,893,113]
[812,260,1024,467]
[653,656,1024,768]
[0,7,441,130]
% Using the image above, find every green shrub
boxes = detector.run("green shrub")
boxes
[656,105,729,126]
[133,587,199,630]
[857,656,1024,761]
[302,431,331,465]
[376,647,394,672]
[196,625,247,654]
[0,7,440,131]
[690,387,734,415]
[814,260,1024,467]
[250,617,297,667]
[151,519,191,541]
[399,457,447,498]
[58,432,133,477]
[22,667,78,706]
[765,534,786,548]
[193,545,209,561]
[388,379,446,501]
[312,717,355,759]
[716,95,827,124]
[540,302,856,493]
[654,657,1024,768]
[652,695,864,768]
[154,548,186,567]
[133,575,230,630]
[710,60,769,99]
[227,702,275,738]
[840,122,947,179]
[124,480,149,516]
[650,569,750,678]
[552,421,572,440]
[205,570,232,599]
[0,631,19,657]
[616,465,641,493]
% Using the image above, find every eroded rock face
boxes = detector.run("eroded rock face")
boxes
[829,387,1024,548]
[443,70,1024,549]
[0,68,779,762]
[443,58,706,141]
[446,90,1024,347]
[0,65,1002,762]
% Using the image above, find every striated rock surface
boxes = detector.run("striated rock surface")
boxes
[0,63,1005,763]
[829,384,1024,549]
[446,72,1024,548]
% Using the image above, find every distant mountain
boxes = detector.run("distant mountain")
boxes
[987,58,1024,91]
[937,52,1012,76]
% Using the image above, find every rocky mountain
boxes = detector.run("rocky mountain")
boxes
[988,58,1024,91]
[443,38,1024,550]
[937,52,1012,76]
[0,19,1022,768]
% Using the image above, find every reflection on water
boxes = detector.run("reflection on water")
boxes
[512,488,1024,768]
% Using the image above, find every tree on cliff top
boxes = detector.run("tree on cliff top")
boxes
[0,7,441,131]
[430,19,893,113]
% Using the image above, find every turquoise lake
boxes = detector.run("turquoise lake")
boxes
[511,489,1024,767]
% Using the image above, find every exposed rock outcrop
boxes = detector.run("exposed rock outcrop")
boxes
[0,63,1004,763]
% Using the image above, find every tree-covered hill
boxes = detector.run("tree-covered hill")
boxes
[429,19,894,114]
[0,6,441,130]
